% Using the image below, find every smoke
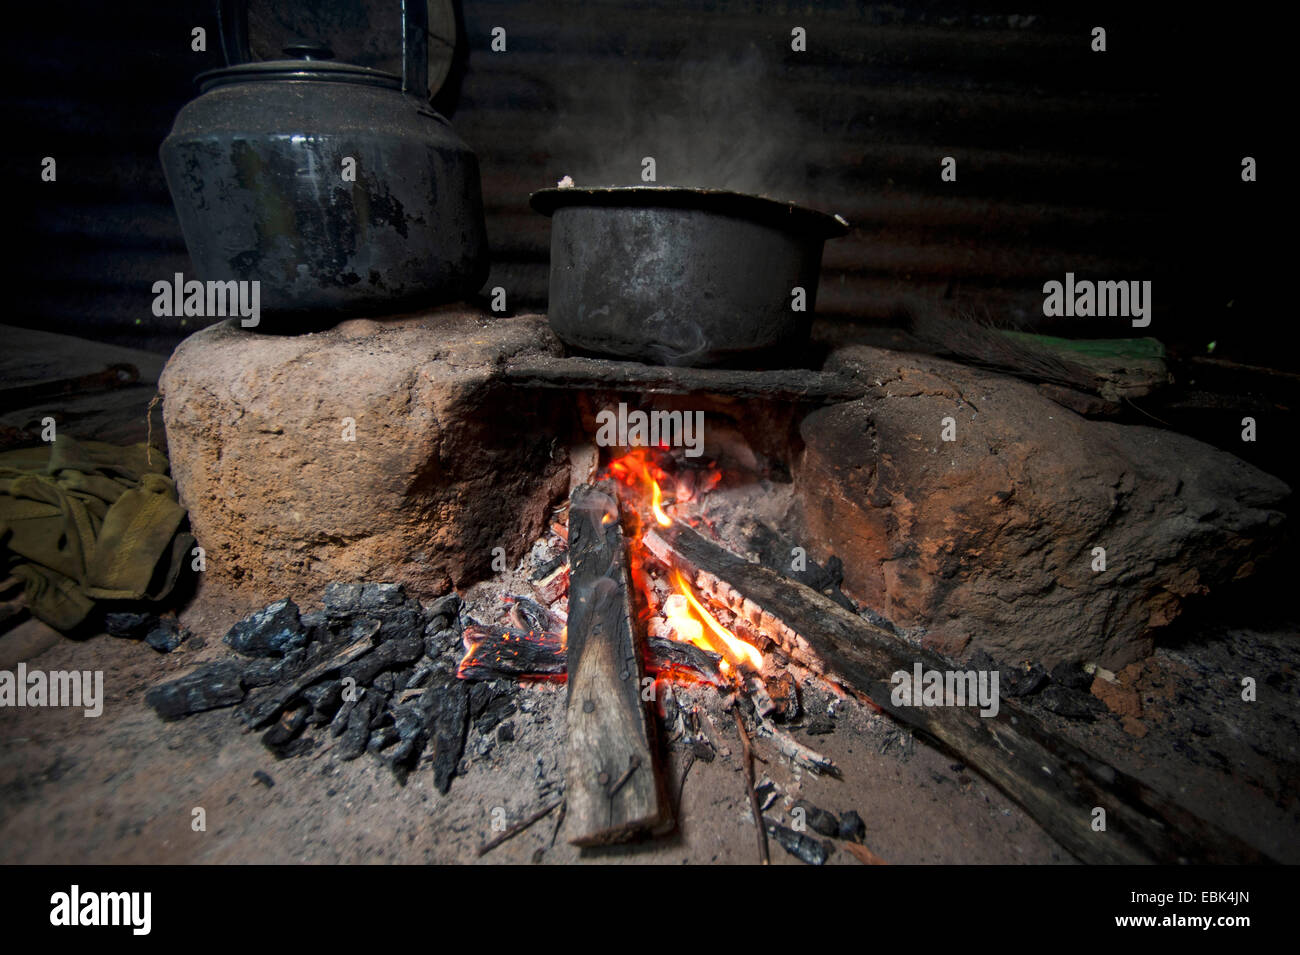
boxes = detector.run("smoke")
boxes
[542,41,815,202]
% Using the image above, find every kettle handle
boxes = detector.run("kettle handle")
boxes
[216,0,429,97]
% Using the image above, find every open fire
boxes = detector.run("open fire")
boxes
[457,442,768,687]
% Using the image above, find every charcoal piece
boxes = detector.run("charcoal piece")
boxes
[838,810,866,843]
[404,663,433,690]
[299,609,330,643]
[749,524,855,612]
[468,681,495,717]
[253,770,275,788]
[223,599,307,657]
[497,721,515,743]
[793,799,840,838]
[424,627,459,660]
[335,696,374,761]
[423,592,463,632]
[530,552,567,582]
[1050,661,1093,691]
[376,607,426,643]
[1036,684,1100,721]
[263,704,310,748]
[387,702,435,770]
[356,583,410,614]
[145,662,245,720]
[276,647,309,680]
[322,582,364,617]
[805,717,835,736]
[240,658,282,689]
[754,779,778,811]
[474,695,517,736]
[144,617,185,653]
[428,677,469,794]
[768,671,800,722]
[691,739,716,762]
[104,609,158,639]
[766,819,831,865]
[508,596,564,636]
[340,616,383,644]
[368,698,393,729]
[277,739,316,758]
[392,702,430,742]
[468,680,512,718]
[302,680,343,725]
[329,689,363,737]
[237,635,376,729]
[373,672,395,695]
[367,725,400,753]
[1003,663,1049,698]
[340,635,423,685]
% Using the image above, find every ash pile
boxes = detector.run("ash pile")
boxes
[144,582,518,793]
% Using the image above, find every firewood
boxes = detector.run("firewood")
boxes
[652,522,1274,865]
[530,556,569,604]
[645,638,725,685]
[456,624,724,686]
[563,482,668,845]
[458,624,565,680]
[237,636,373,729]
[734,707,770,865]
[754,711,839,777]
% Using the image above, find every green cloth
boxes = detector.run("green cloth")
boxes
[0,436,193,631]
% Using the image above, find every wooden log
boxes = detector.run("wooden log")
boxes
[456,625,724,685]
[458,623,565,681]
[502,355,866,403]
[563,482,668,845]
[653,523,1274,865]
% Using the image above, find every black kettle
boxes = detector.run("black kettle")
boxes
[159,0,489,327]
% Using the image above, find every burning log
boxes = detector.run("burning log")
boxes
[457,625,725,685]
[563,482,668,845]
[650,522,1274,865]
[645,638,725,686]
[458,624,565,681]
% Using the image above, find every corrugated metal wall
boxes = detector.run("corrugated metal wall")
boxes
[4,2,1277,359]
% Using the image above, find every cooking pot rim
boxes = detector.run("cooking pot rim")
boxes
[529,186,849,239]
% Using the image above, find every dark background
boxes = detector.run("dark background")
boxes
[1,1,1281,365]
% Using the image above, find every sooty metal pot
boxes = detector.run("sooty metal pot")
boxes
[529,186,848,367]
[159,0,488,326]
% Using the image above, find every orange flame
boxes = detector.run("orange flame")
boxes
[671,570,763,672]
[602,446,764,678]
[609,449,673,528]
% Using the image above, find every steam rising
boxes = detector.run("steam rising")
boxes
[543,42,814,202]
